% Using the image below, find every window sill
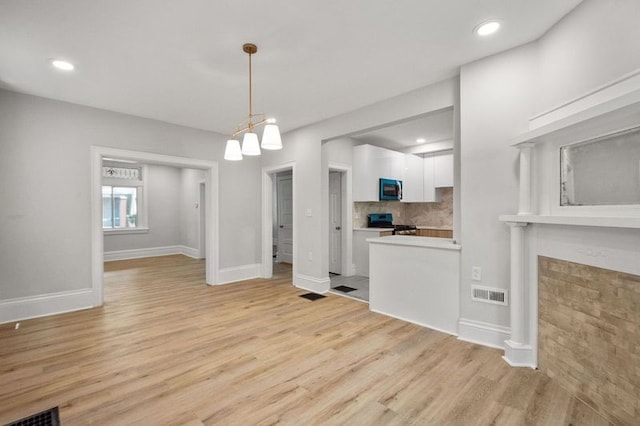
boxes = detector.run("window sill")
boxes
[103,227,149,235]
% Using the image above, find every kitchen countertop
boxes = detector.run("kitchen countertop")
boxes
[353,228,393,232]
[367,235,460,250]
[416,225,453,230]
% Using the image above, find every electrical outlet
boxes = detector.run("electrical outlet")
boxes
[306,208,312,217]
[472,266,482,281]
[308,251,313,261]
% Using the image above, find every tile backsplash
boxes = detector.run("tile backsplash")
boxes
[353,187,453,228]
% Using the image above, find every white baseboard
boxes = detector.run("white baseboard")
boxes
[217,264,261,285]
[180,245,201,259]
[503,340,537,369]
[370,308,458,337]
[104,245,200,261]
[294,274,330,294]
[457,318,511,350]
[0,289,96,324]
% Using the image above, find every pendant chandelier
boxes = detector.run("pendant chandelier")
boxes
[224,43,282,161]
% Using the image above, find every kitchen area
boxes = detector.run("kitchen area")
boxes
[329,108,460,335]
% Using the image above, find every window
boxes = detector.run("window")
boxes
[102,163,147,232]
[102,186,138,228]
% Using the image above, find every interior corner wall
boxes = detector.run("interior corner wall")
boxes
[459,43,538,328]
[0,90,260,301]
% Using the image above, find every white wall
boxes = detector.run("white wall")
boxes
[0,90,260,301]
[459,44,538,328]
[458,0,640,337]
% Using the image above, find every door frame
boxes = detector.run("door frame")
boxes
[328,162,354,276]
[91,146,220,306]
[261,162,296,280]
[199,181,206,259]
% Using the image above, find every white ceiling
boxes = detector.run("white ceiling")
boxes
[352,108,454,152]
[0,0,582,134]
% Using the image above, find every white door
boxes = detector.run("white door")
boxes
[329,171,342,274]
[276,175,293,263]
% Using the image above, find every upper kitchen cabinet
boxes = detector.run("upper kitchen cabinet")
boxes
[402,154,424,202]
[353,144,405,202]
[433,151,454,188]
[423,155,438,202]
[354,144,399,201]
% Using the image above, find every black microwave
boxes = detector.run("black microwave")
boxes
[379,178,403,201]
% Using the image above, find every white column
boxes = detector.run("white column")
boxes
[508,222,527,343]
[518,143,534,215]
[503,221,535,368]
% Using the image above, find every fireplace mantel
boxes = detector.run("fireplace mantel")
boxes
[499,214,640,229]
[500,70,640,369]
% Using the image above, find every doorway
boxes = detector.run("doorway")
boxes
[91,146,219,307]
[275,171,293,264]
[328,171,342,274]
[261,163,296,281]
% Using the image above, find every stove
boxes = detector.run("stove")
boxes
[367,213,417,235]
[393,225,417,235]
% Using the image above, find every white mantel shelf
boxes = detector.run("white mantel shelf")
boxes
[499,214,640,229]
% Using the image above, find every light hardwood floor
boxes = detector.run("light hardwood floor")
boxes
[1,255,609,425]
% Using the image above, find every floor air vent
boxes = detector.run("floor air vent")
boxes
[471,285,508,306]
[8,407,60,426]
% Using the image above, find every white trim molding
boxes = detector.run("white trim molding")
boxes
[0,289,95,324]
[327,162,354,277]
[457,318,511,350]
[372,308,458,338]
[104,245,200,262]
[217,264,262,285]
[294,273,330,294]
[503,340,536,369]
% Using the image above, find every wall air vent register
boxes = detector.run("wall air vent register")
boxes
[471,285,508,306]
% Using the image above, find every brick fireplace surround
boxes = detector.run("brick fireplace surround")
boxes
[538,256,640,425]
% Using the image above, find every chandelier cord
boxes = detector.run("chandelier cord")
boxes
[248,50,253,130]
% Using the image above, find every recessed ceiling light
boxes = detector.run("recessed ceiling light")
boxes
[50,59,75,71]
[416,138,426,144]
[475,21,501,37]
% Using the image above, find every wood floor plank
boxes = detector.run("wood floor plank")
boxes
[0,255,611,425]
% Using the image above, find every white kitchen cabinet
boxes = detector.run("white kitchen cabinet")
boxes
[402,154,424,202]
[433,152,454,188]
[353,228,392,277]
[353,144,379,202]
[423,155,438,202]
[353,144,404,202]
